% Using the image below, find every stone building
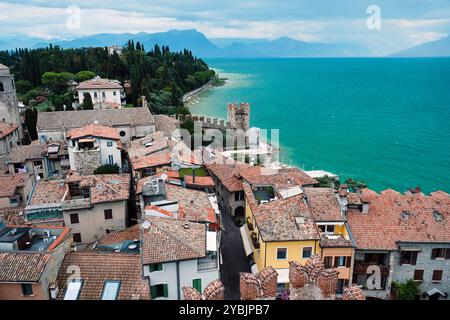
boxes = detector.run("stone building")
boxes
[346,188,450,300]
[0,64,21,140]
[37,107,156,144]
[67,123,123,175]
[75,76,125,109]
[227,102,250,149]
[0,121,20,157]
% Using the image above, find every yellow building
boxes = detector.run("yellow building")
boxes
[241,181,321,286]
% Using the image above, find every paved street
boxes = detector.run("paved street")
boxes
[219,207,251,300]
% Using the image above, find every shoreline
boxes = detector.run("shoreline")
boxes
[182,80,215,104]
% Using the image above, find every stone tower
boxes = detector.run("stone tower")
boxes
[0,64,21,130]
[227,102,250,132]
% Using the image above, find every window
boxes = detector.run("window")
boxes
[150,284,168,299]
[149,264,163,272]
[119,131,126,137]
[431,248,450,260]
[101,281,121,300]
[108,155,114,165]
[21,284,33,296]
[107,141,113,147]
[64,280,83,300]
[192,279,202,292]
[73,233,82,243]
[113,91,117,96]
[70,213,79,224]
[302,247,313,259]
[33,160,42,166]
[400,251,418,265]
[432,270,443,282]
[104,209,113,220]
[318,225,335,234]
[413,270,424,281]
[334,256,352,268]
[235,191,245,201]
[276,248,287,260]
[102,92,106,98]
[324,256,333,269]
[94,92,98,98]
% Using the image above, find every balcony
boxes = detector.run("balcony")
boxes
[62,197,92,210]
[353,261,390,276]
[197,252,218,271]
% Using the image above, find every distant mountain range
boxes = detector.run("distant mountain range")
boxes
[0,29,449,58]
[390,35,450,57]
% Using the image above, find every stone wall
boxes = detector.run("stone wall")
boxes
[74,149,101,175]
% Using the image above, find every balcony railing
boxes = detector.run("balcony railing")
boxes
[62,197,92,210]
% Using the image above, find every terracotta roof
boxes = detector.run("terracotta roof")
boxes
[206,163,251,192]
[184,175,215,188]
[97,225,140,245]
[56,252,150,300]
[154,115,180,137]
[8,141,44,163]
[347,189,450,250]
[127,132,170,158]
[304,188,343,222]
[141,216,206,264]
[320,234,353,248]
[67,124,120,141]
[0,206,27,225]
[165,184,215,223]
[239,166,318,189]
[131,151,171,170]
[244,182,319,242]
[66,174,130,204]
[0,174,28,198]
[0,252,51,282]
[29,180,66,205]
[37,107,155,131]
[0,122,19,139]
[75,77,122,90]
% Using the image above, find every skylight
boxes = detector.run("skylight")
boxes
[101,281,121,300]
[433,210,443,222]
[64,280,83,300]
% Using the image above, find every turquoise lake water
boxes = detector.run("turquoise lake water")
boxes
[188,58,450,193]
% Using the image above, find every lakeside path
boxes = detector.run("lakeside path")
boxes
[182,80,214,103]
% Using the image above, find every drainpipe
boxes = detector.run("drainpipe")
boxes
[176,261,181,300]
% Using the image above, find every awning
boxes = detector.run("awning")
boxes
[425,288,447,297]
[240,225,255,256]
[277,268,290,284]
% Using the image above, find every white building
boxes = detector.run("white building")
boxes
[141,217,220,300]
[75,76,124,109]
[67,123,123,175]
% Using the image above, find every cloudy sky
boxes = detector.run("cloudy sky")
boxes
[1,0,450,55]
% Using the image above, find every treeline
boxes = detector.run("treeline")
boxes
[0,41,215,114]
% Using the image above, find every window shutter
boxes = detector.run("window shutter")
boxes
[334,257,338,268]
[431,248,438,259]
[411,252,418,265]
[149,265,155,273]
[150,286,157,299]
[346,256,351,268]
[445,249,450,260]
[163,284,169,298]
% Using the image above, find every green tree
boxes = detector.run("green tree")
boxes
[74,71,96,82]
[24,107,38,140]
[392,280,420,300]
[82,92,93,110]
[94,164,120,174]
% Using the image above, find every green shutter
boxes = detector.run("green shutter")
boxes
[149,265,155,272]
[150,285,158,299]
[163,284,169,298]
[193,279,202,292]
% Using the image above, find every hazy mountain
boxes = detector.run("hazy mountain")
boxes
[1,29,371,57]
[391,35,450,57]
